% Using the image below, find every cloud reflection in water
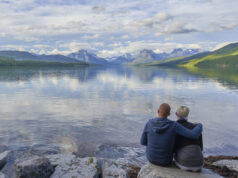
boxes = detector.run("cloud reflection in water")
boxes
[0,66,237,156]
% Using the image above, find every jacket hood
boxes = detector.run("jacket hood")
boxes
[148,118,172,134]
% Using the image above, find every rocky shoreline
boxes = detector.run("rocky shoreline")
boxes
[0,145,237,178]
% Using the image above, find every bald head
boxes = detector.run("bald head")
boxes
[158,103,171,118]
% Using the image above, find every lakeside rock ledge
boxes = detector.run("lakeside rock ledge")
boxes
[0,146,237,177]
[138,163,221,178]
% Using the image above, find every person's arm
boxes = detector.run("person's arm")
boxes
[175,122,203,139]
[140,123,148,146]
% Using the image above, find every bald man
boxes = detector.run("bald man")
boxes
[140,103,203,166]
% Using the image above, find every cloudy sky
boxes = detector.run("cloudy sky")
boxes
[0,0,238,58]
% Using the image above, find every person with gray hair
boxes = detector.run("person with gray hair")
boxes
[174,106,204,172]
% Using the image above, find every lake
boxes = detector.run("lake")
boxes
[0,66,237,156]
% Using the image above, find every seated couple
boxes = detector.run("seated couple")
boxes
[140,103,203,172]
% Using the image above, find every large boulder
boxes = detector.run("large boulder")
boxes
[138,163,222,178]
[46,154,99,178]
[0,151,10,169]
[15,155,54,178]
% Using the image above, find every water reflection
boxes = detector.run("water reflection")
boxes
[0,66,238,156]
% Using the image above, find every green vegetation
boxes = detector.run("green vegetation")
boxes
[179,43,238,70]
[143,42,238,71]
[140,43,238,86]
[143,52,211,67]
[0,56,88,67]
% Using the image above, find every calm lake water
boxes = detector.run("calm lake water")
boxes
[0,66,237,156]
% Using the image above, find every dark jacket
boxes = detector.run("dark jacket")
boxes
[174,119,203,152]
[140,117,203,166]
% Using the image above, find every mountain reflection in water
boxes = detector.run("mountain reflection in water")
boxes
[0,66,237,156]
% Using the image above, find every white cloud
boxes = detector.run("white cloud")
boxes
[60,42,91,52]
[0,32,6,37]
[0,44,27,51]
[92,6,105,13]
[154,12,172,21]
[212,42,236,51]
[121,35,129,39]
[0,0,237,56]
[82,34,100,40]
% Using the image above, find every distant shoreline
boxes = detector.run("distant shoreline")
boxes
[0,58,89,67]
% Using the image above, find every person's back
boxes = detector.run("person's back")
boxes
[174,106,204,171]
[140,103,203,166]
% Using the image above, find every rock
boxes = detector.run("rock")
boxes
[0,172,9,178]
[96,145,147,166]
[102,159,128,178]
[15,155,54,178]
[138,163,222,178]
[102,159,140,178]
[97,146,147,178]
[213,159,238,172]
[0,151,10,169]
[45,154,76,167]
[46,154,99,178]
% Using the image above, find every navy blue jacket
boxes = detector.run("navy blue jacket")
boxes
[140,117,203,166]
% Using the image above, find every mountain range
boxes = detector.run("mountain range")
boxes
[110,48,200,64]
[0,43,238,70]
[0,48,201,65]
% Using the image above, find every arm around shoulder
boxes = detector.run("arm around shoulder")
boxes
[176,122,203,139]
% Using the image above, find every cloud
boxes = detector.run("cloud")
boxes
[0,0,238,56]
[154,13,172,21]
[0,32,6,37]
[82,34,100,40]
[121,35,129,39]
[14,36,40,42]
[157,22,198,35]
[0,44,27,51]
[131,12,173,29]
[92,6,105,13]
[0,0,10,5]
[60,42,92,52]
[212,41,237,51]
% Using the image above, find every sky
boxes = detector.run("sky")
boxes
[0,0,238,58]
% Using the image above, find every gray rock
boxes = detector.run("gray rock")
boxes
[98,146,147,178]
[97,145,145,160]
[97,146,147,166]
[15,155,54,178]
[45,154,76,167]
[0,151,10,169]
[102,159,141,178]
[102,159,127,178]
[0,172,9,178]
[138,163,222,178]
[213,159,238,172]
[46,154,99,178]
